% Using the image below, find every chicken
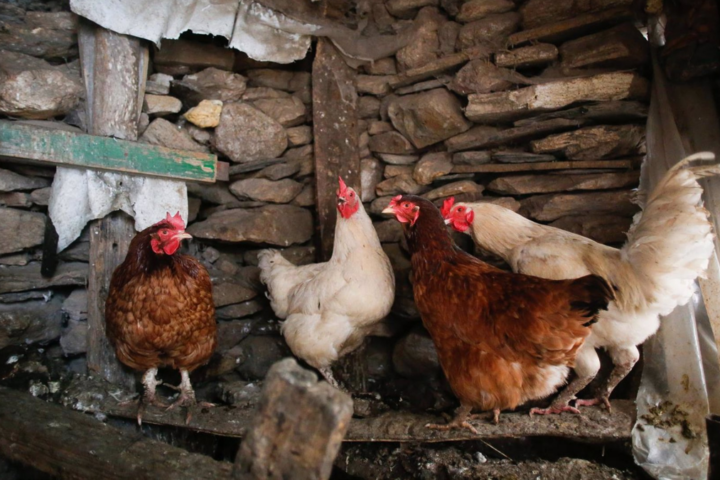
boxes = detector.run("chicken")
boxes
[442,152,719,413]
[105,212,216,423]
[383,196,613,430]
[258,177,395,388]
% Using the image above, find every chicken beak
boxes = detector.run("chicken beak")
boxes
[381,206,395,215]
[175,231,193,241]
[444,218,451,225]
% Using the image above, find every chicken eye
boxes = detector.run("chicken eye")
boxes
[458,207,464,212]
[350,191,355,197]
[403,203,409,208]
[161,229,169,235]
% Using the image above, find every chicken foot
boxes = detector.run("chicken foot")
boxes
[425,405,496,434]
[318,366,350,393]
[136,368,168,425]
[166,369,215,424]
[575,346,639,412]
[528,374,594,416]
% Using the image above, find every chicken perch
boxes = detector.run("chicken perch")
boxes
[105,212,216,424]
[384,196,612,431]
[259,177,395,388]
[442,152,719,413]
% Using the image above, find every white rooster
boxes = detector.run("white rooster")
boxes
[258,177,395,388]
[442,152,719,414]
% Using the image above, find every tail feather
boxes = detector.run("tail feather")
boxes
[623,152,718,315]
[568,274,615,326]
[258,249,298,318]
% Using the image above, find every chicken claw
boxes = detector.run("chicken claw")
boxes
[425,405,484,434]
[575,397,612,412]
[529,405,581,416]
[166,369,215,424]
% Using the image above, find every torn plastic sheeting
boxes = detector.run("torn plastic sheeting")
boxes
[49,167,188,252]
[69,0,415,64]
[632,49,720,479]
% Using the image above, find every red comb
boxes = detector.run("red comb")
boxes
[338,176,348,196]
[440,197,456,218]
[388,195,402,208]
[154,211,185,230]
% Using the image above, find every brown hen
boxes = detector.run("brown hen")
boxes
[383,196,612,431]
[105,212,216,423]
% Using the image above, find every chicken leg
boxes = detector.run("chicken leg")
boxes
[136,367,168,425]
[167,369,214,424]
[575,345,639,412]
[425,405,495,434]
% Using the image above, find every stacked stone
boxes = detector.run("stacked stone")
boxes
[354,0,649,379]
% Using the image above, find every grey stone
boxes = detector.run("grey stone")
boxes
[368,120,395,135]
[378,153,420,165]
[395,7,444,71]
[251,96,306,127]
[246,69,310,93]
[358,96,381,119]
[452,151,492,165]
[413,152,453,185]
[188,205,313,246]
[423,180,484,200]
[172,67,247,104]
[456,12,520,49]
[376,174,427,197]
[258,161,301,181]
[146,73,172,95]
[292,183,315,207]
[0,208,45,255]
[369,131,417,154]
[370,196,395,216]
[456,0,515,22]
[0,297,63,349]
[140,118,208,153]
[393,326,440,378]
[186,182,239,205]
[522,191,639,222]
[0,168,50,192]
[286,125,312,147]
[384,165,414,178]
[361,157,384,202]
[216,300,263,320]
[217,319,255,352]
[215,102,287,163]
[374,219,404,243]
[230,178,303,204]
[235,335,288,380]
[143,94,182,116]
[220,380,262,407]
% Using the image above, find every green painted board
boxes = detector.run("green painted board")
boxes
[0,121,217,183]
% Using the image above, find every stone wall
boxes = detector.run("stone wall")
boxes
[0,0,649,406]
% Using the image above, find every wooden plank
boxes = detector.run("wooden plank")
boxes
[312,38,360,260]
[233,359,352,480]
[495,43,558,68]
[96,392,634,444]
[508,8,634,46]
[513,101,648,127]
[465,72,649,124]
[452,158,639,174]
[559,23,649,71]
[0,121,218,183]
[0,387,232,480]
[519,0,633,30]
[445,118,584,152]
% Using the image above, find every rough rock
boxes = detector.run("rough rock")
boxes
[379,153,420,165]
[258,161,301,181]
[219,380,262,407]
[368,121,394,135]
[188,205,313,246]
[145,73,172,95]
[365,57,397,75]
[385,165,414,178]
[457,0,515,22]
[246,69,310,93]
[172,68,247,105]
[188,197,201,223]
[361,158,384,202]
[374,219,404,243]
[495,43,559,68]
[393,326,440,378]
[0,192,31,208]
[359,96,382,119]
[488,171,640,195]
[242,87,290,102]
[413,152,453,185]
[286,125,312,147]
[143,94,182,116]
[395,7,444,71]
[0,297,63,349]
[0,208,45,255]
[424,180,484,200]
[140,118,208,153]
[251,96,305,127]
[212,280,258,309]
[0,168,50,192]
[448,60,519,95]
[235,335,288,380]
[357,75,392,96]
[456,12,520,50]
[452,151,492,165]
[370,196,396,215]
[0,12,77,59]
[60,318,87,356]
[184,123,212,145]
[387,0,439,17]
[292,184,315,207]
[376,174,427,197]
[369,131,417,154]
[216,320,255,352]
[521,190,638,221]
[0,51,81,119]
[531,125,646,160]
[216,301,263,320]
[388,89,471,149]
[215,102,287,162]
[230,178,303,203]
[439,21,461,55]
[183,99,222,128]
[186,182,239,205]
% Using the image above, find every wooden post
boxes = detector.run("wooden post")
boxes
[233,358,353,480]
[80,22,147,388]
[312,38,360,260]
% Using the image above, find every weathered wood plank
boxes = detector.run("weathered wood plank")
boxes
[495,43,558,68]
[0,387,233,480]
[559,23,649,71]
[508,8,634,46]
[313,39,360,260]
[521,190,638,221]
[0,121,218,183]
[487,171,640,195]
[465,72,649,123]
[530,124,645,160]
[519,0,633,30]
[97,391,634,444]
[452,158,639,174]
[445,118,584,152]
[233,359,352,480]
[513,101,648,127]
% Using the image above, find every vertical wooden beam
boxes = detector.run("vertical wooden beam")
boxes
[312,38,360,260]
[233,358,353,480]
[80,22,147,388]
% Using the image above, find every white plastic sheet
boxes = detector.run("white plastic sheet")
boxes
[632,49,720,479]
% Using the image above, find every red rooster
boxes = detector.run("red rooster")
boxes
[383,196,612,430]
[105,212,216,423]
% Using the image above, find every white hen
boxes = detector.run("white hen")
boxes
[442,152,719,413]
[258,177,395,387]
